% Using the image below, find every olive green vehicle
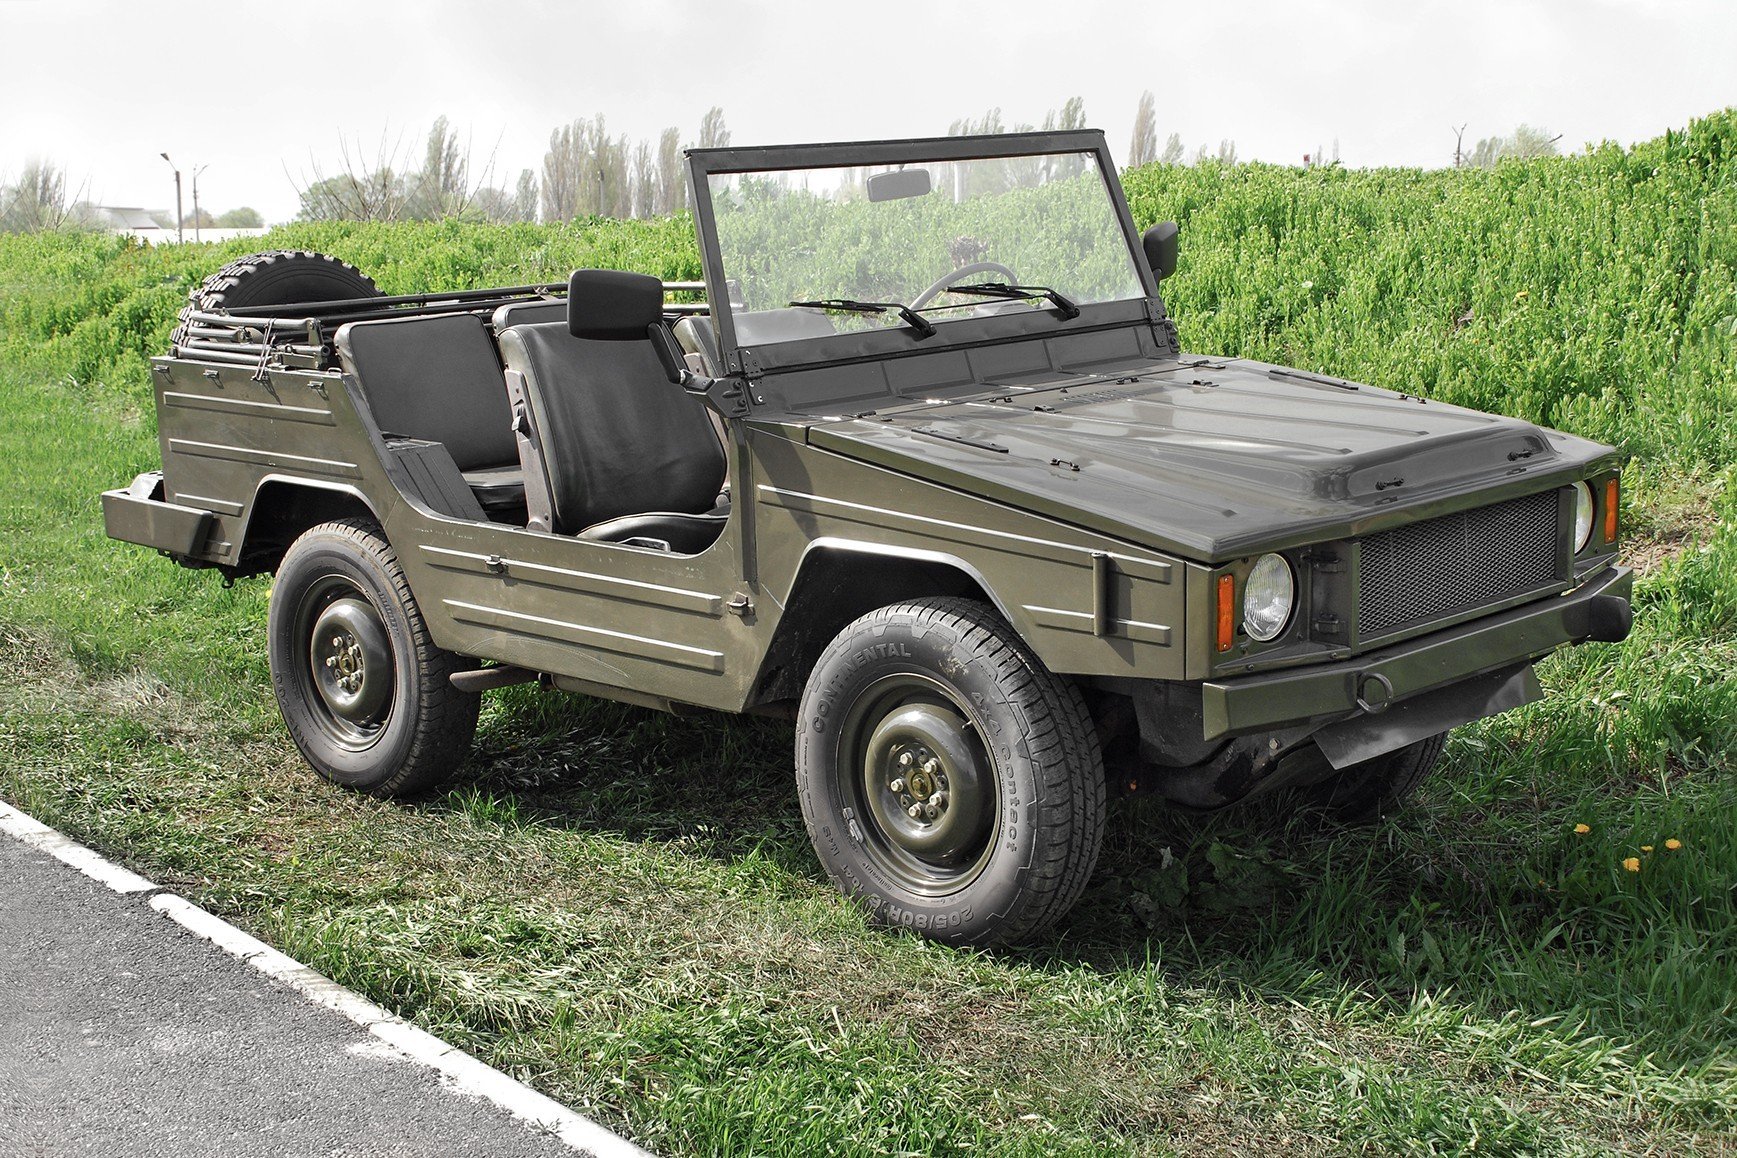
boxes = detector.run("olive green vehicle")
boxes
[103,131,1632,945]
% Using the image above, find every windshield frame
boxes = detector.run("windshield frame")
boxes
[685,130,1162,377]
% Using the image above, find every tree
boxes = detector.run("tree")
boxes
[1159,132,1184,166]
[1507,124,1560,160]
[630,139,655,219]
[1043,95,1086,132]
[294,166,408,222]
[541,121,585,221]
[592,124,631,219]
[512,169,538,223]
[698,106,730,149]
[406,115,473,219]
[1129,91,1158,167]
[948,108,1006,137]
[541,116,636,220]
[292,129,414,221]
[215,206,263,227]
[1468,124,1561,169]
[654,126,686,215]
[0,160,79,233]
[1216,139,1239,165]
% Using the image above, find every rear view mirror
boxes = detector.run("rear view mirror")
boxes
[866,168,933,202]
[1142,221,1180,281]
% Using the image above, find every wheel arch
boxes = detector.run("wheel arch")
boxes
[234,476,381,577]
[748,538,1025,710]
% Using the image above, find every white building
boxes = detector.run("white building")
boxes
[90,206,269,245]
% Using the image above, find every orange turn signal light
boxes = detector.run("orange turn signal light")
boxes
[1216,573,1237,652]
[1604,478,1619,543]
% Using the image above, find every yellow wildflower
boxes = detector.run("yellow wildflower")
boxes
[1665,839,1682,851]
[1622,857,1641,873]
[1573,823,1591,835]
[1641,845,1654,853]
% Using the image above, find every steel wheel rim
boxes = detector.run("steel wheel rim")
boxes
[835,671,998,896]
[292,573,395,751]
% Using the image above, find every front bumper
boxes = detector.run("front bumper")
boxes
[1201,564,1634,740]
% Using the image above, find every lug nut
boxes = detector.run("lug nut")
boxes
[889,778,906,793]
[898,751,914,767]
[931,791,947,809]
[923,758,940,776]
[907,804,924,819]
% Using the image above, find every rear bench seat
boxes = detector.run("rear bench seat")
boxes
[334,313,524,516]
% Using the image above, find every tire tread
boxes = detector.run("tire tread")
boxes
[270,517,476,797]
[800,596,1105,945]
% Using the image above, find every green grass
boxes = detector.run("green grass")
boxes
[3,112,1736,1155]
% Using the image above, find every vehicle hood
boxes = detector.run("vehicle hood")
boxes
[801,356,1618,561]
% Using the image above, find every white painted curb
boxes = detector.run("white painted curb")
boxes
[0,799,654,1158]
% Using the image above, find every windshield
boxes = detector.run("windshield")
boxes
[706,150,1147,347]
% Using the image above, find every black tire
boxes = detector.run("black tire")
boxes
[796,598,1106,946]
[1305,732,1448,823]
[268,518,478,797]
[173,249,381,351]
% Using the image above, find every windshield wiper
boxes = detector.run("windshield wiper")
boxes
[788,298,936,339]
[944,282,1081,320]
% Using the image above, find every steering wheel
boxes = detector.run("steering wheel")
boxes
[909,260,1019,310]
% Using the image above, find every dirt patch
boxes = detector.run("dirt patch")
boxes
[1624,483,1722,575]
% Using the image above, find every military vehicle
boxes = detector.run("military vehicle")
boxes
[103,131,1632,945]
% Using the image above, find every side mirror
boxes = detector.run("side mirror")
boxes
[866,168,933,202]
[1142,221,1180,281]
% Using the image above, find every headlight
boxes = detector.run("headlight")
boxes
[1242,553,1294,642]
[1572,481,1595,551]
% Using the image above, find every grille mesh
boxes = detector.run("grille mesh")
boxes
[1358,491,1561,637]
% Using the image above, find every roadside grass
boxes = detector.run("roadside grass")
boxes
[5,113,1737,1154]
[3,364,1735,1154]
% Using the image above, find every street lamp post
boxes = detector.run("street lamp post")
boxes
[191,164,208,243]
[159,152,183,244]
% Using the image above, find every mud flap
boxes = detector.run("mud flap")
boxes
[1312,663,1542,769]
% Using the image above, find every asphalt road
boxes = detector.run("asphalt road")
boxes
[0,832,586,1158]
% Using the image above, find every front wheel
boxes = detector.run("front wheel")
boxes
[268,518,478,797]
[796,598,1105,946]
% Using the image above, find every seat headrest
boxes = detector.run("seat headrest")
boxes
[568,269,663,340]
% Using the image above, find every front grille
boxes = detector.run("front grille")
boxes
[1357,490,1561,637]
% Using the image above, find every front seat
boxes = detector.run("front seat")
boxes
[496,269,728,553]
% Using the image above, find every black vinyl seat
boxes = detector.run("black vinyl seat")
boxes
[497,270,728,552]
[491,299,569,333]
[334,313,525,516]
[672,308,838,374]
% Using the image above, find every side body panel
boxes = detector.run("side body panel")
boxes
[152,358,377,566]
[749,428,1191,681]
[151,351,1197,705]
[151,355,770,713]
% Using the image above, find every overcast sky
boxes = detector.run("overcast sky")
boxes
[1,0,1732,224]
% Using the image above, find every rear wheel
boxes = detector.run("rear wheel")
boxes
[796,598,1105,946]
[268,518,477,797]
[1305,732,1448,823]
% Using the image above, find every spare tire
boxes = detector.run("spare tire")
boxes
[173,249,382,353]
